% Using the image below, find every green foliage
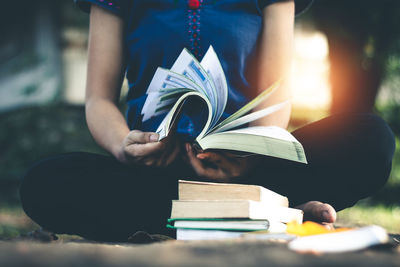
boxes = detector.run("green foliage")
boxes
[379,105,400,136]
[338,203,400,233]
[0,207,37,240]
[0,104,106,239]
[0,224,32,240]
[309,0,400,84]
[0,104,105,183]
[389,138,400,185]
[61,0,90,29]
[386,53,400,74]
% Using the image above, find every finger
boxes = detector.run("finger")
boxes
[142,157,156,166]
[157,140,180,167]
[197,152,214,160]
[126,130,159,144]
[192,151,220,170]
[125,150,163,167]
[197,152,227,172]
[197,152,238,175]
[197,151,238,165]
[197,152,224,163]
[187,145,230,180]
[124,141,165,157]
[200,150,234,158]
[186,143,208,177]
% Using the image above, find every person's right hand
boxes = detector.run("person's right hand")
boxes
[116,130,180,167]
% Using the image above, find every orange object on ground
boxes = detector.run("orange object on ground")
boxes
[286,221,350,237]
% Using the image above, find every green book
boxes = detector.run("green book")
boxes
[169,219,288,241]
[167,218,271,232]
[141,46,307,163]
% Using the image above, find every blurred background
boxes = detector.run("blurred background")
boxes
[0,0,399,238]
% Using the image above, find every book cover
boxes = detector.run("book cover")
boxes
[167,218,270,231]
[178,180,289,207]
[170,200,303,224]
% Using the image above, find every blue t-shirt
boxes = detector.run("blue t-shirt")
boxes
[75,0,311,138]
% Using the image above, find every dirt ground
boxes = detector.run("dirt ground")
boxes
[1,236,399,267]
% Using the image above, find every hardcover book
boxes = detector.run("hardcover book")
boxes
[178,180,289,207]
[170,200,303,224]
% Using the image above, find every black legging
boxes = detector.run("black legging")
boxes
[19,113,395,242]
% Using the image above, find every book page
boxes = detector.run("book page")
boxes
[142,68,202,121]
[212,80,281,131]
[145,68,203,94]
[170,49,218,123]
[156,92,213,140]
[222,126,298,142]
[200,46,228,128]
[196,126,307,163]
[142,91,184,122]
[210,100,290,134]
[149,88,194,118]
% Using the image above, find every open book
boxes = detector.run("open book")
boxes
[142,46,307,163]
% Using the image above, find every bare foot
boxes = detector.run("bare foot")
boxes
[295,201,337,228]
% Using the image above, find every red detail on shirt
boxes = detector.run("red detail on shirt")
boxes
[188,0,200,10]
[187,0,202,58]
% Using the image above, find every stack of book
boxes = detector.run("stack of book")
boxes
[167,180,304,240]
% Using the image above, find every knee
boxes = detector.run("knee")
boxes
[19,154,72,228]
[19,160,51,222]
[355,113,395,168]
[349,113,395,193]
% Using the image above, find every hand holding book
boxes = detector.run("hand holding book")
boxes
[116,130,181,167]
[185,143,258,181]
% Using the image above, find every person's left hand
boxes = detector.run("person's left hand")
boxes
[185,143,257,182]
